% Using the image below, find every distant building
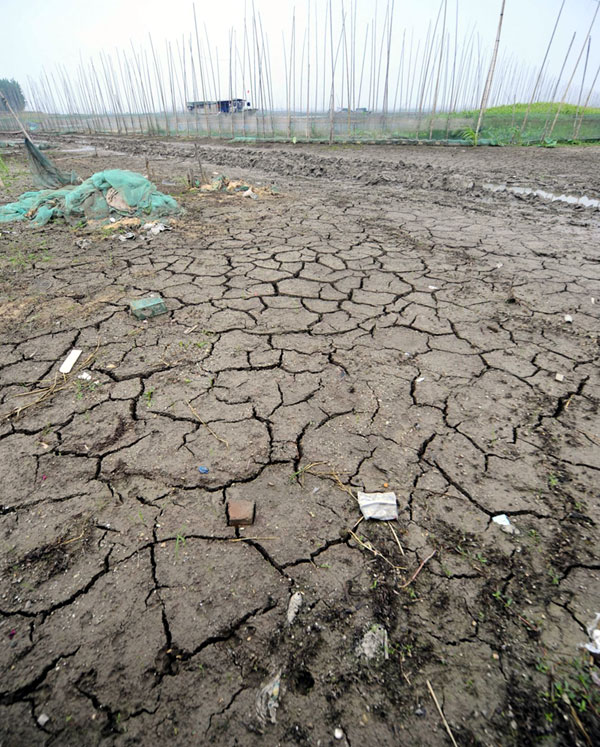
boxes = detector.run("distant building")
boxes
[186,99,251,114]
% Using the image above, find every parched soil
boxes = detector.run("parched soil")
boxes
[1,136,599,746]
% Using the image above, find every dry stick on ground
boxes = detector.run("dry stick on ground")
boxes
[426,680,458,747]
[2,345,99,422]
[229,536,278,543]
[305,465,355,498]
[186,400,230,448]
[397,549,436,589]
[348,530,406,572]
[58,531,86,547]
[568,701,593,747]
[389,522,405,556]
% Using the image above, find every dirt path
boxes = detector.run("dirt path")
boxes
[1,138,599,746]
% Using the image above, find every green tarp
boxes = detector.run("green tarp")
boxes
[0,169,181,226]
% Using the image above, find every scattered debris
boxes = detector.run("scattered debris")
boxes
[357,491,398,521]
[555,373,565,382]
[227,499,255,527]
[492,514,519,535]
[428,285,439,290]
[101,217,141,232]
[357,624,389,660]
[564,314,573,323]
[197,465,209,474]
[198,172,277,198]
[204,173,229,192]
[77,371,92,381]
[287,592,303,625]
[118,231,136,242]
[129,297,167,320]
[75,238,90,249]
[416,376,425,383]
[334,727,345,740]
[37,714,50,727]
[581,613,600,659]
[59,349,82,374]
[256,670,282,725]
[143,221,170,235]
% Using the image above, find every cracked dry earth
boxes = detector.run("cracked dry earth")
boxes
[0,137,599,747]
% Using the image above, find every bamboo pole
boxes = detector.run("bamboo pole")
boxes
[192,4,211,136]
[283,31,291,137]
[357,23,369,109]
[475,0,507,137]
[382,0,395,120]
[314,0,320,114]
[574,59,600,139]
[392,28,406,112]
[429,0,448,137]
[328,0,335,143]
[573,37,591,138]
[520,0,565,135]
[307,0,311,139]
[548,3,599,139]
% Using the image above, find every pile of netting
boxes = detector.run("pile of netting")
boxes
[0,169,181,226]
[0,140,181,225]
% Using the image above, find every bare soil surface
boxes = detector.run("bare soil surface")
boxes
[1,136,599,746]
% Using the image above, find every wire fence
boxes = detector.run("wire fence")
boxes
[2,110,599,145]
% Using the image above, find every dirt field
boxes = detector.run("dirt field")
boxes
[1,136,599,746]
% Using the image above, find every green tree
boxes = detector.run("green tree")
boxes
[0,79,26,112]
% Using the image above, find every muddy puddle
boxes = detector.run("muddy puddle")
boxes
[483,181,600,209]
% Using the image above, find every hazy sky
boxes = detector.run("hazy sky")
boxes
[2,0,599,109]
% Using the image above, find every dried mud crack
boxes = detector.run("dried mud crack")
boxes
[0,137,599,745]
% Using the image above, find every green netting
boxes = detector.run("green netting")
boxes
[0,169,181,225]
[25,139,80,189]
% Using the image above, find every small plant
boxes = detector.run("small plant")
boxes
[547,473,559,488]
[174,529,186,558]
[461,127,478,146]
[548,567,560,585]
[145,387,154,407]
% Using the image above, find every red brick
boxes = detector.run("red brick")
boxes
[227,499,255,527]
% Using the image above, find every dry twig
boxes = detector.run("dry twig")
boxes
[1,344,99,422]
[186,400,229,448]
[398,550,437,589]
[304,464,356,498]
[426,679,458,747]
[389,522,405,556]
[229,536,277,542]
[348,529,405,571]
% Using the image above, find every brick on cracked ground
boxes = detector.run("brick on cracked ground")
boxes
[227,499,255,527]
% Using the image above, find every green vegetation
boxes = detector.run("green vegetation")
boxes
[453,102,600,145]
[459,102,600,117]
[0,78,26,112]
